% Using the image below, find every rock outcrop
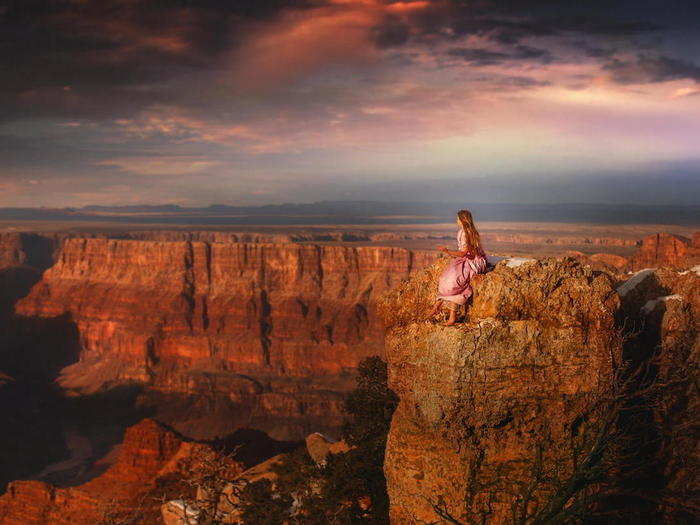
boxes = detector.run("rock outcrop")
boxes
[2,229,697,522]
[628,232,700,271]
[589,252,629,271]
[616,266,699,522]
[305,432,351,465]
[0,419,241,525]
[379,258,621,523]
[379,255,698,523]
[15,238,435,439]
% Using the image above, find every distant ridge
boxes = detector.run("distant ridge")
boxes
[1,202,698,225]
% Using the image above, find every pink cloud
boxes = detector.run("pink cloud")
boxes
[95,156,222,176]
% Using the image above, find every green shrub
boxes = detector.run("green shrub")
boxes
[239,356,398,524]
[238,479,292,525]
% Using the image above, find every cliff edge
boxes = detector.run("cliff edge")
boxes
[379,257,698,523]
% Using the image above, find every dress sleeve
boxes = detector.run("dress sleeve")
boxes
[457,229,468,251]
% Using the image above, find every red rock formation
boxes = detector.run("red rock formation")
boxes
[482,232,639,247]
[590,252,629,271]
[380,257,699,523]
[0,233,26,270]
[0,419,240,525]
[379,258,623,523]
[0,232,64,270]
[561,251,629,275]
[628,232,698,270]
[15,238,436,439]
[305,433,351,465]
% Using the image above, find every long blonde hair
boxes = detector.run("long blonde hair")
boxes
[457,209,483,254]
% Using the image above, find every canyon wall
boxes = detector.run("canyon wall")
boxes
[14,238,435,439]
[628,232,700,271]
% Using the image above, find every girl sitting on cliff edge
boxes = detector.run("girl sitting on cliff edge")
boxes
[427,209,487,326]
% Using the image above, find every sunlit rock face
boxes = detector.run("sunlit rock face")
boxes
[380,256,698,523]
[379,258,621,523]
[628,232,700,271]
[15,238,435,439]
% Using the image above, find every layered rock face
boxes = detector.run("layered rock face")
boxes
[0,419,241,525]
[0,232,60,271]
[0,232,59,331]
[563,231,699,275]
[628,232,700,271]
[15,238,435,439]
[0,233,76,488]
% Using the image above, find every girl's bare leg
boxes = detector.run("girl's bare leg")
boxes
[426,300,442,319]
[441,308,457,326]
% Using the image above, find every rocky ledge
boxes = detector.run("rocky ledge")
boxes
[379,256,698,523]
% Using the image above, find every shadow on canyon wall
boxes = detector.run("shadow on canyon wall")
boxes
[0,241,302,492]
[0,263,78,489]
[610,273,696,522]
[0,263,153,490]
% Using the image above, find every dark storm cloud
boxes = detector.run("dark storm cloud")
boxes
[0,0,321,121]
[446,47,510,66]
[604,55,700,85]
[371,13,411,48]
[493,76,551,88]
[363,0,675,80]
[0,0,687,123]
[447,44,553,65]
[575,42,617,59]
[370,0,664,45]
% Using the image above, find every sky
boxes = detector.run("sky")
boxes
[1,0,699,207]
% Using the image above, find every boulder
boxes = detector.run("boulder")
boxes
[305,432,351,465]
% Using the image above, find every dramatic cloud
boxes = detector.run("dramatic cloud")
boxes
[604,55,700,85]
[1,0,699,206]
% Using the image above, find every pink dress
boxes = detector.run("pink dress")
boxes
[437,229,487,307]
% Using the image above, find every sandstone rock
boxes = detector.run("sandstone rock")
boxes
[381,255,699,523]
[0,418,242,524]
[216,453,289,522]
[0,232,64,272]
[590,252,629,271]
[617,267,700,320]
[561,251,629,275]
[162,499,201,525]
[482,233,639,248]
[15,238,435,439]
[628,232,699,271]
[617,267,699,522]
[305,432,351,465]
[380,257,622,523]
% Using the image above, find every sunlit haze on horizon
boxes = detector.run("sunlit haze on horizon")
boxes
[1,0,699,207]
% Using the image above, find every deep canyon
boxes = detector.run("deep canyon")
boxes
[0,228,698,523]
